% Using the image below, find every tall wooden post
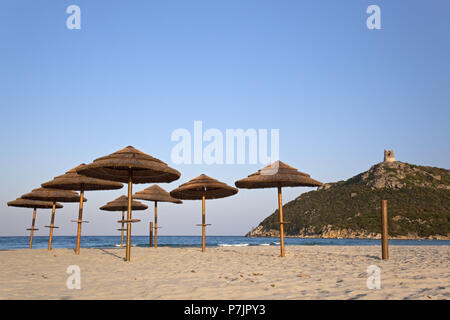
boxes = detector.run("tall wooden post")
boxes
[278,186,285,257]
[29,208,37,249]
[48,202,56,251]
[75,185,84,255]
[202,191,206,252]
[149,222,153,247]
[381,200,389,260]
[120,210,125,248]
[154,201,158,248]
[125,169,133,262]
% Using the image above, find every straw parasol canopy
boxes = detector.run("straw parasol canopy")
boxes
[76,146,180,183]
[7,198,63,209]
[170,175,238,252]
[134,185,182,248]
[134,185,182,203]
[42,164,123,191]
[99,195,146,249]
[234,161,322,189]
[22,188,85,250]
[7,198,63,249]
[42,164,123,255]
[77,146,181,262]
[22,188,86,203]
[235,160,322,257]
[170,174,238,200]
[100,196,148,212]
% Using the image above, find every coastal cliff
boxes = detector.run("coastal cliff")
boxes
[246,161,450,240]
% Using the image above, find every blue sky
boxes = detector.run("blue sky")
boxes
[0,1,449,236]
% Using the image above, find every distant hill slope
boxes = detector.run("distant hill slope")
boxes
[246,161,450,239]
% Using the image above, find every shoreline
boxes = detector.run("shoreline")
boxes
[2,234,449,240]
[0,246,448,299]
[247,235,450,240]
[1,235,449,252]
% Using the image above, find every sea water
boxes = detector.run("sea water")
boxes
[0,236,449,250]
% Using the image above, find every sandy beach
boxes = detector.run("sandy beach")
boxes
[0,246,448,300]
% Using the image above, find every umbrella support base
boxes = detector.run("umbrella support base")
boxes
[71,220,89,223]
[117,219,140,223]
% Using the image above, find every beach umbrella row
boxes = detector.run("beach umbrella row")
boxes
[41,164,123,254]
[77,146,181,262]
[7,198,63,248]
[7,145,322,260]
[21,188,85,250]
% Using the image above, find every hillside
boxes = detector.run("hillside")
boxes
[246,161,450,239]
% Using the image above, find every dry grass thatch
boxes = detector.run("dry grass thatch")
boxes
[100,195,148,212]
[235,161,323,189]
[134,184,182,203]
[7,198,63,209]
[77,146,181,184]
[42,164,123,191]
[21,188,86,203]
[170,174,238,200]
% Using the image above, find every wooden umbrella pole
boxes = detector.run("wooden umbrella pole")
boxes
[29,208,37,249]
[149,221,153,247]
[154,201,158,248]
[48,202,56,251]
[75,185,84,255]
[278,186,285,257]
[120,210,125,248]
[125,169,133,262]
[202,191,206,252]
[381,200,389,260]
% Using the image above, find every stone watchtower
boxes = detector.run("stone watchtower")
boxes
[384,150,395,163]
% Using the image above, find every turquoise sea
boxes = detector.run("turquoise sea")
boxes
[0,236,449,250]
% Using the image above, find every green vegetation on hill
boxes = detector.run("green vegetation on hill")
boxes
[247,161,450,239]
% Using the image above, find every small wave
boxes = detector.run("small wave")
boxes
[218,243,249,247]
[259,244,270,246]
[272,242,280,245]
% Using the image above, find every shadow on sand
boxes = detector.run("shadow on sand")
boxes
[99,248,125,261]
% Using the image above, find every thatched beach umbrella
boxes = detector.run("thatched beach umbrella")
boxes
[170,175,238,252]
[134,185,182,248]
[77,146,180,261]
[22,188,85,250]
[41,164,123,254]
[7,198,63,249]
[235,161,322,257]
[100,196,148,248]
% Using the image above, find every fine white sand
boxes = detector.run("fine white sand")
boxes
[0,246,448,300]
